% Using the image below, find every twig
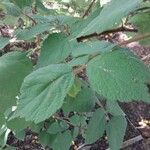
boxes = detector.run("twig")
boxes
[77,26,138,42]
[78,135,143,150]
[106,135,143,150]
[82,0,96,18]
[119,33,150,46]
[74,33,150,75]
[22,12,37,25]
[142,54,150,61]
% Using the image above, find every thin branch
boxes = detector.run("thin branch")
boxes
[142,54,150,61]
[22,12,37,25]
[82,0,96,18]
[77,26,138,42]
[106,135,143,150]
[119,33,150,46]
[74,33,150,75]
[94,96,110,121]
[78,135,143,150]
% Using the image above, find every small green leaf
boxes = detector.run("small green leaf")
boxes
[106,116,127,150]
[87,48,150,102]
[70,115,87,127]
[106,101,125,116]
[39,132,56,148]
[51,131,72,150]
[63,87,95,112]
[15,130,25,140]
[68,78,81,98]
[85,109,106,144]
[37,33,71,68]
[47,122,68,134]
[13,64,74,123]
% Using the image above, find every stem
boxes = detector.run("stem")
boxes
[22,12,37,25]
[82,0,96,18]
[74,33,150,75]
[77,26,138,42]
[94,96,110,121]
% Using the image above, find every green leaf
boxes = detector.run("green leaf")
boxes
[16,23,52,40]
[106,116,127,150]
[0,37,10,50]
[130,12,150,33]
[3,2,22,17]
[72,41,114,57]
[30,122,44,133]
[69,55,89,67]
[129,12,150,45]
[78,0,141,36]
[85,109,106,144]
[15,130,25,140]
[87,48,150,102]
[69,115,87,127]
[69,115,87,137]
[51,131,72,150]
[70,8,102,38]
[7,117,31,132]
[39,132,56,148]
[13,64,74,123]
[11,0,32,8]
[68,78,81,97]
[0,52,32,126]
[47,121,68,134]
[37,33,71,68]
[106,101,125,116]
[63,87,95,112]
